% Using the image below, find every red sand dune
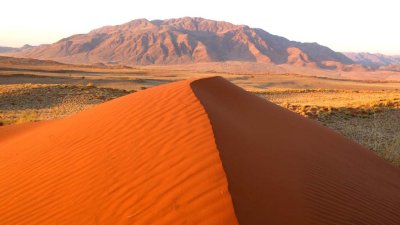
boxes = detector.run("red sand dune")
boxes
[0,77,399,224]
[0,79,238,224]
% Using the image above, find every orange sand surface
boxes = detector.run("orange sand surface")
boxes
[0,80,238,224]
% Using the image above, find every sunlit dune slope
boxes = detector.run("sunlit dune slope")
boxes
[0,79,238,225]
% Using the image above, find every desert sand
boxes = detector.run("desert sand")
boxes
[0,77,399,224]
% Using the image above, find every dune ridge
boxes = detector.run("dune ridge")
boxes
[0,79,238,224]
[191,77,400,225]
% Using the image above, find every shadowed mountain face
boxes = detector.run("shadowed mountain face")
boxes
[344,52,400,67]
[8,17,353,67]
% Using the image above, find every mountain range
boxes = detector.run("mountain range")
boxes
[3,17,355,69]
[2,17,400,71]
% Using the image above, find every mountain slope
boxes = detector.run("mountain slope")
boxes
[9,17,353,67]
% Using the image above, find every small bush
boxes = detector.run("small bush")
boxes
[86,82,95,88]
[16,111,39,124]
[382,137,400,167]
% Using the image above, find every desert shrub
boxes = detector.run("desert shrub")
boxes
[86,82,95,88]
[16,111,39,124]
[381,136,400,167]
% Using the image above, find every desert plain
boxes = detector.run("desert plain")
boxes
[1,57,400,167]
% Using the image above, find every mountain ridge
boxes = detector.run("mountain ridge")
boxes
[344,52,400,67]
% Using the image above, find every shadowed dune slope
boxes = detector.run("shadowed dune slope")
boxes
[191,77,400,225]
[0,80,239,224]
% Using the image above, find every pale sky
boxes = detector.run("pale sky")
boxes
[1,0,399,54]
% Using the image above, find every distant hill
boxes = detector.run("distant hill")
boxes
[0,44,34,54]
[0,55,63,66]
[0,46,18,53]
[6,17,353,68]
[344,52,400,67]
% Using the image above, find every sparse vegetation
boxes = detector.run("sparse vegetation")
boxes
[16,111,39,124]
[382,136,400,167]
[254,88,400,166]
[86,82,95,88]
[0,84,130,125]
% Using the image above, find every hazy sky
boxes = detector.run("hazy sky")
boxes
[1,0,399,54]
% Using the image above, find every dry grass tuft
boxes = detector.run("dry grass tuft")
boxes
[86,82,95,88]
[16,111,39,124]
[381,136,400,167]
